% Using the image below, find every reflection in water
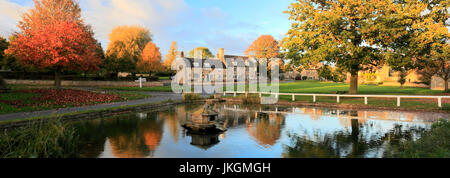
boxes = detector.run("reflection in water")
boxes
[187,131,221,150]
[74,104,448,158]
[77,112,164,158]
[246,113,285,147]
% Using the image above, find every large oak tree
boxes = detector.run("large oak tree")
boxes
[413,0,449,91]
[282,0,400,94]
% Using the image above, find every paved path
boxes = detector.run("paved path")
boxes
[0,92,189,122]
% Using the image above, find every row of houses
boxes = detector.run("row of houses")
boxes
[175,48,447,91]
[179,48,320,82]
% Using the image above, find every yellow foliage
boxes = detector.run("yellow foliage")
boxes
[163,41,177,69]
[137,42,163,73]
[106,25,152,60]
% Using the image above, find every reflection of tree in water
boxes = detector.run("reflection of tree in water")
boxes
[76,119,107,158]
[76,112,164,158]
[159,108,180,142]
[246,113,286,147]
[139,113,164,155]
[283,120,427,158]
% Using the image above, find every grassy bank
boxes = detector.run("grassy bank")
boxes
[102,81,446,95]
[231,81,445,95]
[0,120,80,158]
[385,119,449,158]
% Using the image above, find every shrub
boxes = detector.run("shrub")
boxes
[280,74,286,81]
[295,74,302,81]
[239,94,261,104]
[147,75,159,81]
[0,120,80,158]
[0,75,6,88]
[384,119,449,158]
[182,93,202,101]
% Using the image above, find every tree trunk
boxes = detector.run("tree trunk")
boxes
[54,70,61,89]
[445,78,449,92]
[349,72,358,94]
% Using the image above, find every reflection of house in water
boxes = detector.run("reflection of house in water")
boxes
[300,108,323,121]
[316,108,421,127]
[222,105,428,131]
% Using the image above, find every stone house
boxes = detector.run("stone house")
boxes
[285,67,320,80]
[178,48,254,82]
[346,64,423,86]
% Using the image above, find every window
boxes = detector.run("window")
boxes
[389,69,394,77]
[193,62,199,67]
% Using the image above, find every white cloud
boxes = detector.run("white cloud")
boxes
[0,0,277,57]
[79,0,189,51]
[0,0,28,37]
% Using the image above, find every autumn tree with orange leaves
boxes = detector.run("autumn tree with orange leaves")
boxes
[245,35,280,60]
[137,42,163,74]
[245,35,282,71]
[6,0,101,89]
[163,41,178,70]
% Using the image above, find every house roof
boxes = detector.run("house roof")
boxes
[224,55,249,60]
[184,58,227,69]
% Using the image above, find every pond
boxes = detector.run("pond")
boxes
[74,103,449,158]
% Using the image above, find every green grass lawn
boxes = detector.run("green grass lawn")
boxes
[104,81,446,96]
[0,89,151,115]
[158,76,170,80]
[0,92,52,114]
[226,81,449,111]
[228,81,445,95]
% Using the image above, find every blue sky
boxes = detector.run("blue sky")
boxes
[0,0,294,58]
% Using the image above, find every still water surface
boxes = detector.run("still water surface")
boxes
[74,104,449,158]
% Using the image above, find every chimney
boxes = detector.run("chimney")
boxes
[194,48,202,59]
[218,48,225,63]
[177,51,184,58]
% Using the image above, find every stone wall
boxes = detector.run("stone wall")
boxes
[5,79,166,87]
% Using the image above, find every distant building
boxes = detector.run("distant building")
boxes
[431,75,449,91]
[285,66,320,81]
[346,64,423,87]
[178,48,254,82]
